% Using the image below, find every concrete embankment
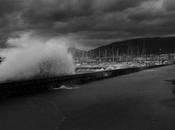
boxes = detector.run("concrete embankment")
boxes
[0,63,173,96]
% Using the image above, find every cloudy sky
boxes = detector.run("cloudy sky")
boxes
[0,0,175,50]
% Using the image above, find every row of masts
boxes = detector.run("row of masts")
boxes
[79,46,148,60]
[72,39,175,64]
[76,48,149,63]
[77,38,168,59]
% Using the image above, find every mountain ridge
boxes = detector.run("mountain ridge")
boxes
[88,36,175,57]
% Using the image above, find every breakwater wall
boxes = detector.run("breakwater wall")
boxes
[0,63,173,97]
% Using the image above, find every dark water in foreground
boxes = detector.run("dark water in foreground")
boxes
[0,65,175,130]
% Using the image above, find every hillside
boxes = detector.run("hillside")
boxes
[88,37,175,57]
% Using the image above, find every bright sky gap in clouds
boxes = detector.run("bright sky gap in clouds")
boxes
[0,0,175,50]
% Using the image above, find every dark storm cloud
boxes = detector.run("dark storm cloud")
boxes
[0,0,175,49]
[22,0,145,24]
[22,0,93,24]
[0,0,24,17]
[164,0,175,11]
[95,0,145,12]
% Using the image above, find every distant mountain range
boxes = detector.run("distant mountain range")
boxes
[88,37,175,58]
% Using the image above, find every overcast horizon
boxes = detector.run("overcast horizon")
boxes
[0,0,175,50]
